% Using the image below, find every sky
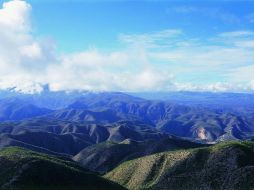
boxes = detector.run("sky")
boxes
[0,0,254,93]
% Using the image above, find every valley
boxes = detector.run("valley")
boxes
[0,91,253,189]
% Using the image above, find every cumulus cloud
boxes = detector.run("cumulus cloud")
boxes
[0,0,30,32]
[0,0,56,93]
[0,0,254,93]
[0,0,175,93]
[0,0,36,89]
[45,49,174,91]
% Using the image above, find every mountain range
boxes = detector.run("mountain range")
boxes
[0,91,254,143]
[0,90,254,189]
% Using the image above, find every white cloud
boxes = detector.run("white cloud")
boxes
[0,0,57,93]
[0,0,31,32]
[19,43,43,59]
[0,0,175,93]
[172,82,252,93]
[45,49,173,92]
[119,29,183,49]
[0,0,253,93]
[219,30,254,38]
[148,30,254,86]
[226,65,254,82]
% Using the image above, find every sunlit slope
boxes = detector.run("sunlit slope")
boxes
[74,137,204,174]
[105,141,254,190]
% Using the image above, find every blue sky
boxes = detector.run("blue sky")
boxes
[0,0,254,93]
[28,0,254,52]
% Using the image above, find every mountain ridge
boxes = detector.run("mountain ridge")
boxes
[0,146,127,190]
[105,141,254,190]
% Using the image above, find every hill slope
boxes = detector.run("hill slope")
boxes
[105,141,254,190]
[0,120,167,155]
[0,98,52,121]
[74,137,204,174]
[1,92,254,142]
[68,93,254,142]
[0,147,126,190]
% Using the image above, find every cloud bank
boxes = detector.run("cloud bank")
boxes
[0,0,254,93]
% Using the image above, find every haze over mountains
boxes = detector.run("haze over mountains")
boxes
[0,89,254,189]
[1,0,254,188]
[0,89,254,144]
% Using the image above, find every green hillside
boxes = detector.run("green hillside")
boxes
[105,141,254,190]
[74,137,204,174]
[0,147,126,190]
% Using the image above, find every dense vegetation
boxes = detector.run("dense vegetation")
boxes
[105,141,254,190]
[0,91,254,189]
[0,147,126,190]
[74,137,205,174]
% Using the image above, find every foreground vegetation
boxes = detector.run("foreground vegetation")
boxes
[0,147,126,190]
[105,141,254,190]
